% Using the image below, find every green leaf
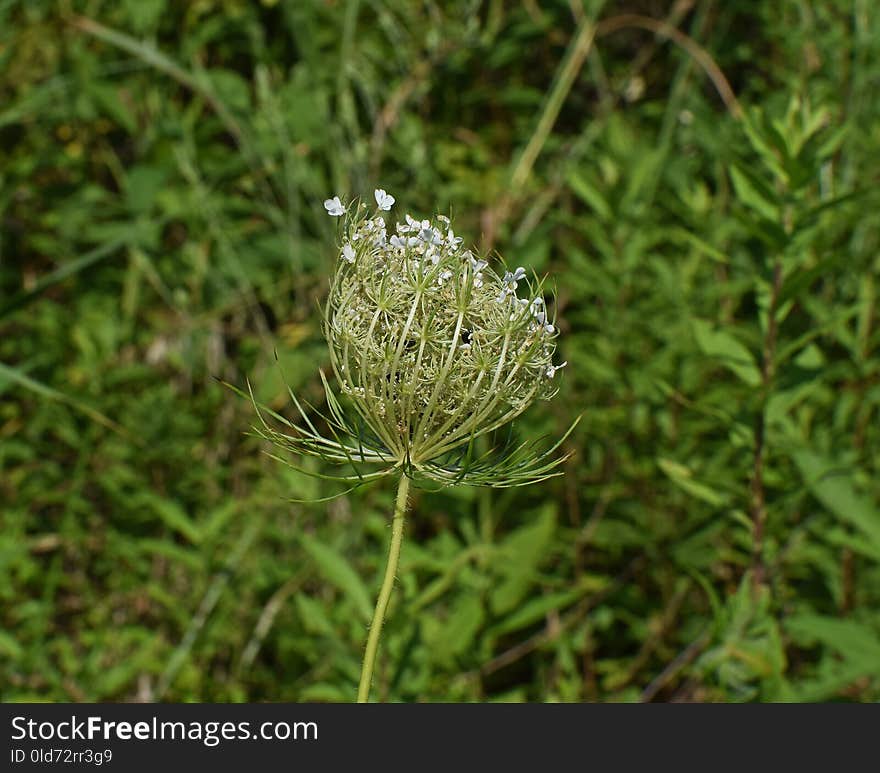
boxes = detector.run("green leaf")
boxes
[490,578,604,638]
[698,575,786,700]
[0,630,23,660]
[567,170,613,222]
[429,594,484,663]
[666,226,729,264]
[692,319,762,387]
[0,362,131,437]
[86,82,138,133]
[777,255,845,307]
[0,239,125,317]
[136,538,203,571]
[125,165,168,214]
[730,164,780,222]
[297,683,351,701]
[786,614,880,663]
[780,659,876,703]
[135,493,202,544]
[822,527,880,563]
[657,458,728,507]
[490,505,556,615]
[783,613,880,700]
[792,450,880,554]
[741,110,789,180]
[295,593,336,636]
[299,534,372,621]
[121,0,167,32]
[207,69,252,114]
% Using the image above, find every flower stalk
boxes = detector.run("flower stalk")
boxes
[357,473,410,703]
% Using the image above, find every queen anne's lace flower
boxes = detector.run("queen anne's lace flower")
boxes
[237,190,574,707]
[316,190,568,482]
[243,189,573,491]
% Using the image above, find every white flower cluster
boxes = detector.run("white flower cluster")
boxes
[321,189,566,465]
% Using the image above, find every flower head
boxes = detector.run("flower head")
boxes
[248,190,575,491]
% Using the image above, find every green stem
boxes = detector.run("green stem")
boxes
[357,474,410,702]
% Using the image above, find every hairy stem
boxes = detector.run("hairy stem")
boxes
[357,474,410,702]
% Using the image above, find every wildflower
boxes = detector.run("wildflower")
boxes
[245,188,573,489]
[399,214,419,232]
[374,189,395,211]
[469,254,488,288]
[506,266,527,288]
[533,310,555,335]
[497,266,527,302]
[238,188,575,705]
[318,192,568,479]
[529,297,556,335]
[323,196,346,216]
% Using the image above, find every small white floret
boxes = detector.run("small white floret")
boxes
[374,188,395,211]
[546,361,567,379]
[323,196,346,216]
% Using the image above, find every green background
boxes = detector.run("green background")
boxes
[2,0,879,702]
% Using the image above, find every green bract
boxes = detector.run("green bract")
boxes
[247,192,574,492]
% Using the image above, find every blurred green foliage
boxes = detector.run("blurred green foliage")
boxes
[1,0,879,702]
